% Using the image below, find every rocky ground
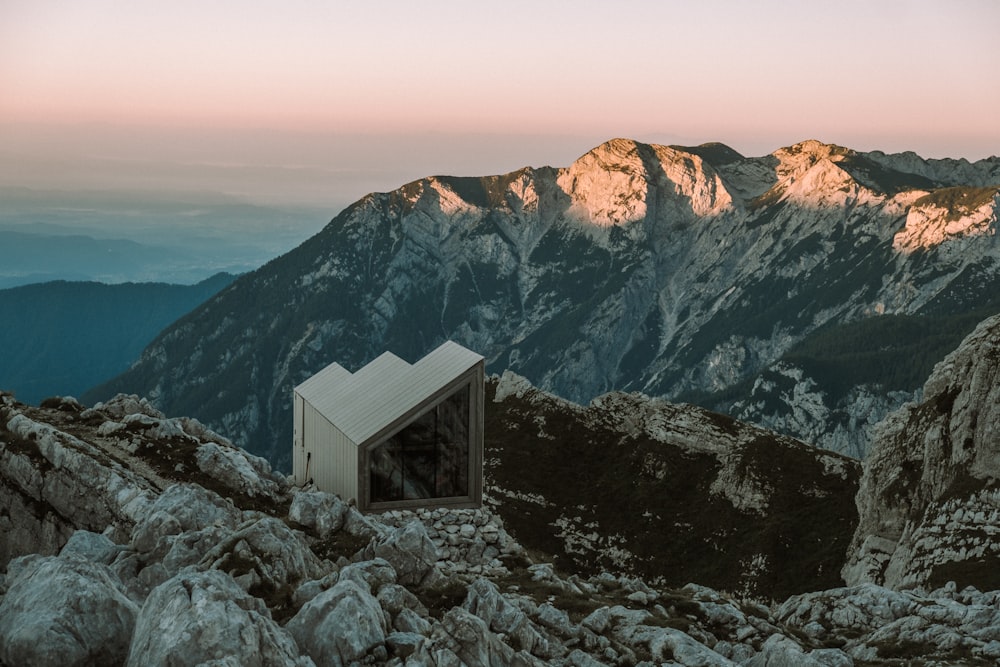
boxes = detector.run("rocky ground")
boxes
[3,381,1000,666]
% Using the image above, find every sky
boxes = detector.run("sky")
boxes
[2,0,999,210]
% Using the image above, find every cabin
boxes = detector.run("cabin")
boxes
[292,341,484,512]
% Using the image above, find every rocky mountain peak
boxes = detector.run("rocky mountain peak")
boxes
[556,138,733,227]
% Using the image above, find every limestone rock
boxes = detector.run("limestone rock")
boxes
[198,516,325,593]
[367,519,441,587]
[59,529,120,564]
[195,441,283,500]
[127,569,306,666]
[0,555,138,667]
[288,488,348,537]
[844,314,1000,590]
[285,578,389,667]
[433,607,540,667]
[130,483,242,553]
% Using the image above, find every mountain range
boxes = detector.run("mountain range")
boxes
[0,274,235,404]
[86,138,1000,468]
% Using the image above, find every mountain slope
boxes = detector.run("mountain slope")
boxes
[485,372,859,601]
[844,313,1000,591]
[1,274,235,404]
[86,139,1000,466]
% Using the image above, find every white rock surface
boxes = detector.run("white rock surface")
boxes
[844,314,1000,589]
[286,578,389,667]
[128,569,308,666]
[0,555,138,667]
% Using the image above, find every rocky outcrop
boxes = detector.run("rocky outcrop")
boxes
[3,390,999,665]
[0,555,138,667]
[485,372,861,600]
[85,139,1000,467]
[728,362,919,459]
[844,313,1000,590]
[127,569,307,667]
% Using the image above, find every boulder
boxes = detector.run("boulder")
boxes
[127,569,306,666]
[59,529,120,564]
[463,577,548,654]
[195,441,283,500]
[199,516,326,592]
[746,634,828,667]
[433,606,540,667]
[288,488,348,537]
[0,555,138,667]
[130,483,242,553]
[285,577,389,667]
[368,519,441,586]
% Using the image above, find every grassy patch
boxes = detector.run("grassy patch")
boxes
[926,553,1000,592]
[913,186,998,220]
[485,379,859,600]
[309,529,372,562]
[413,579,469,619]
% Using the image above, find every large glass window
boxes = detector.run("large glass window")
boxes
[369,383,470,503]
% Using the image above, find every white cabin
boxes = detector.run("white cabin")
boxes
[293,341,484,512]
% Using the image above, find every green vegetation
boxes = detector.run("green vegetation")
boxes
[913,186,998,221]
[781,305,1000,402]
[835,154,936,195]
[669,142,745,167]
[484,380,860,601]
[0,274,235,405]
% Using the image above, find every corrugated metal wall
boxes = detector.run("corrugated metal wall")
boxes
[296,393,358,502]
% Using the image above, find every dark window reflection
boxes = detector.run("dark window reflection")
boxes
[370,383,470,503]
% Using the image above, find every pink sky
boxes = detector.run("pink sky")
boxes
[2,0,998,208]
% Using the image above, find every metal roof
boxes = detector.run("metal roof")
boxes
[294,340,483,445]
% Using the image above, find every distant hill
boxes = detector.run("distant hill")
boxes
[0,274,236,404]
[0,230,198,288]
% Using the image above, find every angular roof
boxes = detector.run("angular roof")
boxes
[294,340,483,445]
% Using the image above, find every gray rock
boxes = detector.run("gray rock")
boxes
[286,578,389,667]
[746,634,827,667]
[195,441,282,500]
[0,556,138,667]
[395,606,432,635]
[338,557,398,592]
[199,516,326,592]
[809,647,854,667]
[844,314,1000,590]
[368,519,441,586]
[463,577,547,654]
[293,569,340,607]
[385,631,427,659]
[130,483,241,553]
[59,529,119,564]
[127,569,305,666]
[378,582,426,616]
[91,394,164,420]
[288,488,348,537]
[434,606,540,667]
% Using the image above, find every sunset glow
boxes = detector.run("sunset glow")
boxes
[2,0,998,207]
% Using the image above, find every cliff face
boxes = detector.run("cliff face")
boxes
[844,314,1000,590]
[86,139,1000,466]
